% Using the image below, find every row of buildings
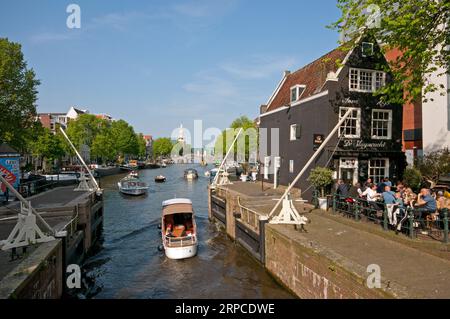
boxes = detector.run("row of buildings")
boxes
[257,35,449,199]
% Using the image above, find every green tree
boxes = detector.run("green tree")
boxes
[307,167,334,198]
[214,116,257,162]
[153,138,173,158]
[0,38,40,151]
[91,132,116,163]
[417,148,450,187]
[110,120,139,158]
[402,167,422,192]
[330,0,450,104]
[32,128,65,172]
[66,114,107,151]
[136,133,147,158]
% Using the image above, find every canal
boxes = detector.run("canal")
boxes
[83,164,294,299]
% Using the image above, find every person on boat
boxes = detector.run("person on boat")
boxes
[165,224,173,237]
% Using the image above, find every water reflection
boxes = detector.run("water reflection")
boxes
[84,164,293,299]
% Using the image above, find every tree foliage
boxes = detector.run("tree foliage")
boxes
[153,138,173,158]
[66,114,106,151]
[307,167,334,197]
[32,128,65,172]
[0,38,40,151]
[215,116,258,162]
[417,148,450,186]
[402,167,422,192]
[330,0,450,104]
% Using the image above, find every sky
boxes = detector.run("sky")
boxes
[0,0,342,145]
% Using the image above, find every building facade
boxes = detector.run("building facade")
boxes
[259,37,406,199]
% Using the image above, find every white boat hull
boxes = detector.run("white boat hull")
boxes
[164,244,198,260]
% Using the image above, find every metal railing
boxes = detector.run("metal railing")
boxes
[327,193,449,243]
[164,234,197,247]
[237,196,260,234]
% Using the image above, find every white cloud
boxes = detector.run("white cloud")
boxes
[30,31,73,44]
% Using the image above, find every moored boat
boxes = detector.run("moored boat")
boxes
[161,198,198,260]
[118,177,149,196]
[184,168,198,180]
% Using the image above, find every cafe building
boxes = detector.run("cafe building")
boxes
[258,35,406,199]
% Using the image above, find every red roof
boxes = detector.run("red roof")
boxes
[266,47,348,112]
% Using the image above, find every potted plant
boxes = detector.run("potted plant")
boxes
[307,167,334,210]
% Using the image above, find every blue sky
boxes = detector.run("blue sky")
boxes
[0,0,341,142]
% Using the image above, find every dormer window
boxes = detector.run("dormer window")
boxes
[362,42,374,57]
[290,85,306,103]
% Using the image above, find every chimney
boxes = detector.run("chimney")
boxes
[260,104,268,114]
[284,70,291,77]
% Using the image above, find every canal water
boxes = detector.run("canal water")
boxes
[83,164,294,299]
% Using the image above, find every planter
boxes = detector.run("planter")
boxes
[318,198,328,211]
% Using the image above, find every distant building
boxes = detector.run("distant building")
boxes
[96,114,113,122]
[66,106,88,120]
[37,112,68,133]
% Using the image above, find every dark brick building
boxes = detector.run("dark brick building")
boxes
[258,37,406,199]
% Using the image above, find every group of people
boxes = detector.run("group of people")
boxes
[335,177,450,231]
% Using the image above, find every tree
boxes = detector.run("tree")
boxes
[153,138,173,158]
[417,148,450,187]
[215,116,257,162]
[32,128,65,172]
[330,0,450,104]
[307,167,334,198]
[66,114,107,151]
[0,38,40,151]
[110,120,139,158]
[91,132,116,163]
[402,167,422,192]
[136,133,147,158]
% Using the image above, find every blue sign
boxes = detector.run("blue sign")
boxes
[0,156,20,191]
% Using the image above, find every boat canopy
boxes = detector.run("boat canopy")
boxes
[162,198,192,206]
[162,203,193,216]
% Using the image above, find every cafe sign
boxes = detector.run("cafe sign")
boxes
[342,140,386,151]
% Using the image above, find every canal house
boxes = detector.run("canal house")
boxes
[258,36,406,199]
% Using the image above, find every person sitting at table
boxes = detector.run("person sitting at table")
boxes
[436,191,450,210]
[403,187,417,208]
[362,183,382,215]
[415,188,437,228]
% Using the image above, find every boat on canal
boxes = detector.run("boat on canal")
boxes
[184,168,198,180]
[118,176,149,196]
[161,198,198,260]
[155,175,166,183]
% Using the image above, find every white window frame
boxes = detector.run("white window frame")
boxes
[264,156,270,180]
[368,158,390,184]
[289,160,294,173]
[361,42,374,57]
[349,68,386,93]
[371,109,392,140]
[290,85,306,103]
[290,124,298,141]
[339,107,361,138]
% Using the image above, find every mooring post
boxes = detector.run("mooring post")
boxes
[443,209,448,244]
[408,208,414,239]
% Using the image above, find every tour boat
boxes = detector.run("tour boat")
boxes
[118,177,149,196]
[155,175,166,183]
[161,198,198,260]
[184,168,198,180]
[129,170,139,178]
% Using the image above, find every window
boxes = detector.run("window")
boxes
[289,160,294,173]
[290,85,306,103]
[339,107,361,138]
[361,42,374,57]
[368,159,389,184]
[290,124,301,140]
[371,109,392,139]
[264,156,270,179]
[349,68,386,92]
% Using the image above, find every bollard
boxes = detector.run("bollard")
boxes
[443,209,448,244]
[408,208,414,239]
[332,194,337,213]
[354,202,360,221]
[383,205,388,231]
